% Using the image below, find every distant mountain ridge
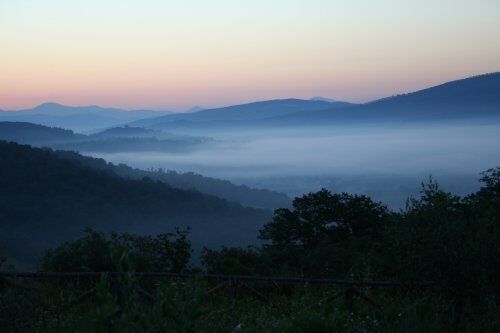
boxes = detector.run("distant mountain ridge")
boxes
[258,72,500,126]
[129,73,500,131]
[2,73,498,132]
[0,103,172,132]
[6,102,173,118]
[131,98,353,129]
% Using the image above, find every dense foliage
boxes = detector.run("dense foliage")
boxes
[201,170,500,300]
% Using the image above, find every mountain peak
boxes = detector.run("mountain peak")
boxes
[35,102,66,109]
[310,97,338,103]
[186,106,204,113]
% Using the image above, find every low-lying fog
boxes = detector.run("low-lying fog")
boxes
[89,123,500,209]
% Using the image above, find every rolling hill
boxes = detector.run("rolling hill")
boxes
[0,140,272,264]
[0,121,210,153]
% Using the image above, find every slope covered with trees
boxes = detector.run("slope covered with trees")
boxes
[0,141,270,263]
[53,150,291,210]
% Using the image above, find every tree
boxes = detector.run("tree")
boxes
[258,189,390,277]
[379,177,500,305]
[260,189,389,247]
[40,227,192,273]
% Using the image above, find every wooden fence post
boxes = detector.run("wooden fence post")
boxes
[344,287,355,311]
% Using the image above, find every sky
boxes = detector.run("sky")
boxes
[1,0,499,111]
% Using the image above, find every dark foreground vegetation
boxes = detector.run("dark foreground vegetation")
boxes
[1,165,499,332]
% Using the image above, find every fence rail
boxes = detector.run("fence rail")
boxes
[0,271,443,326]
[0,271,434,287]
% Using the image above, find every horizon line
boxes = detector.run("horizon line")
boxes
[1,71,498,112]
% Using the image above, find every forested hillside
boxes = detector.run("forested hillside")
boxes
[0,141,270,264]
[53,150,291,209]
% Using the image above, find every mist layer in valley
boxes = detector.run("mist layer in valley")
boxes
[87,122,500,209]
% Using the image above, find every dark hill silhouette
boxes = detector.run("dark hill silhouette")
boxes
[0,122,290,209]
[53,150,291,210]
[0,140,271,263]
